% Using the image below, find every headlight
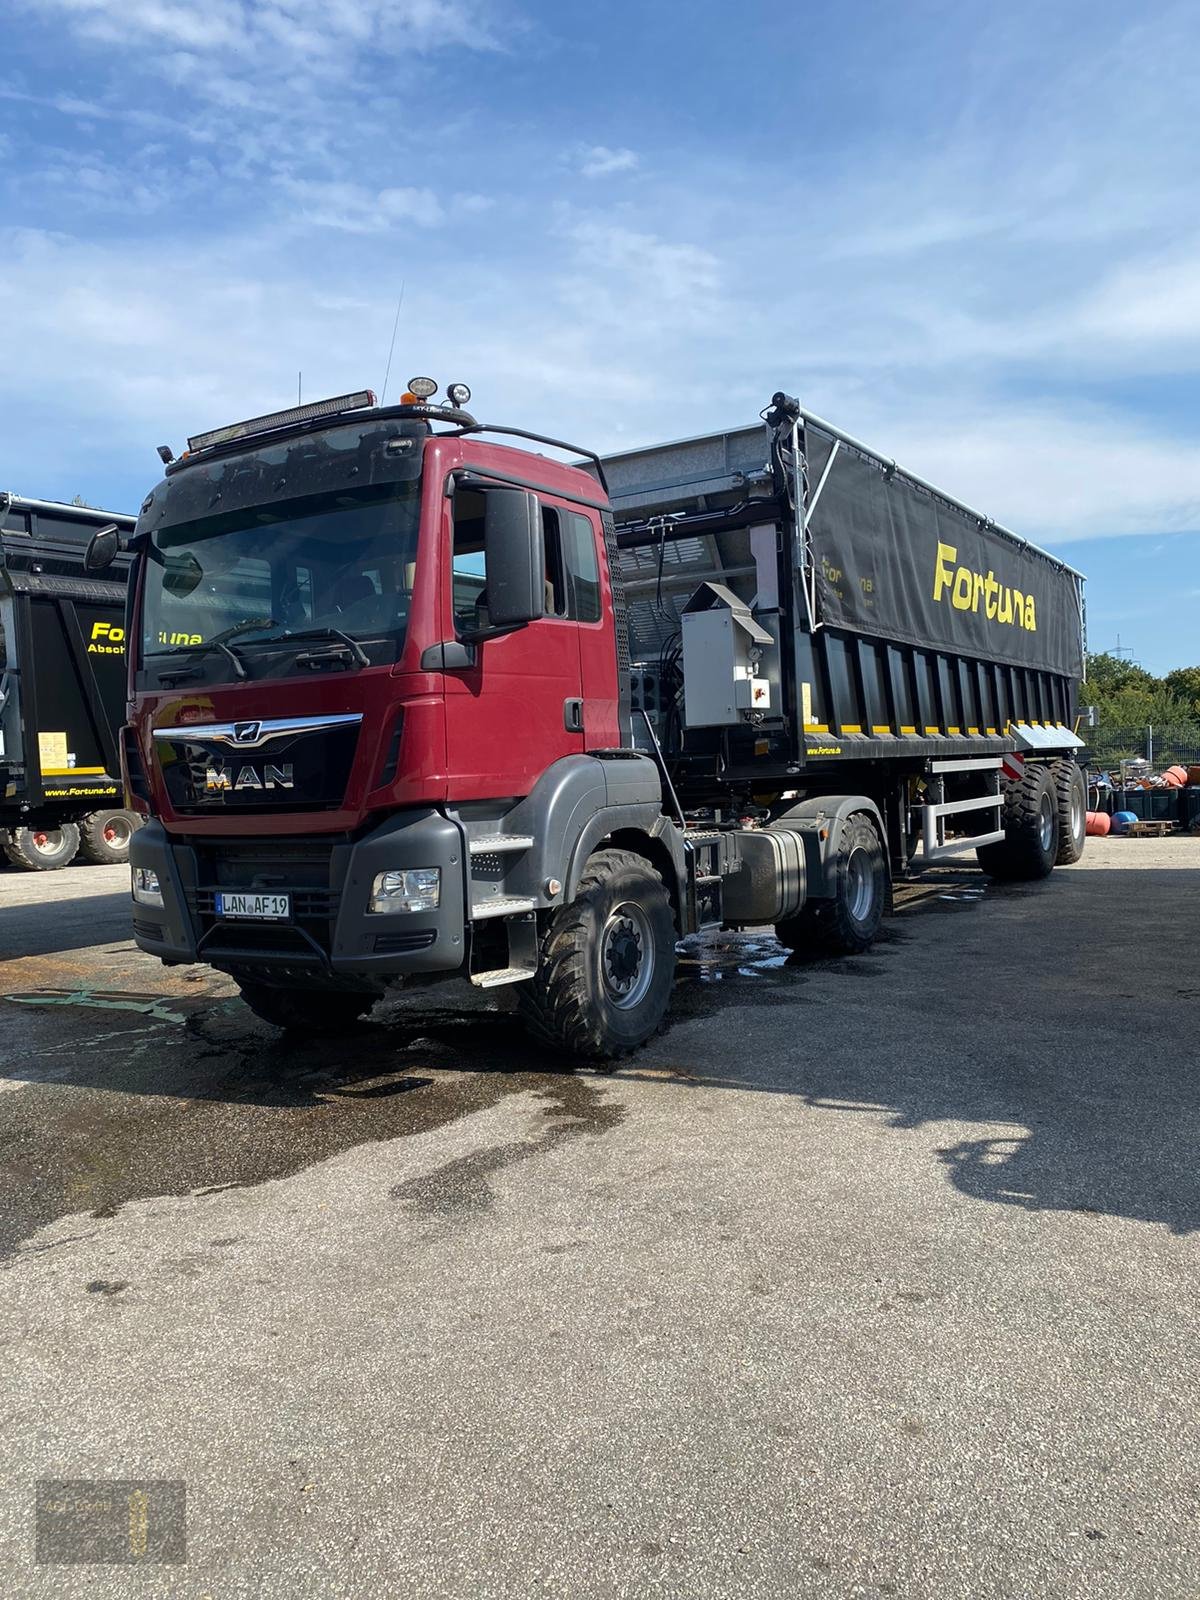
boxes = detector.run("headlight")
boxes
[131,866,164,907]
[370,868,441,914]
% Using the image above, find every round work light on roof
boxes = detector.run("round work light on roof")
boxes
[447,382,472,407]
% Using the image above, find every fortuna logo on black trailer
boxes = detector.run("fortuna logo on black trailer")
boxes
[204,764,294,792]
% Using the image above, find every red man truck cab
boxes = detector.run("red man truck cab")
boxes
[96,384,1087,1057]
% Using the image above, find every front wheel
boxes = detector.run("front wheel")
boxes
[237,982,377,1035]
[518,848,677,1060]
[3,822,81,871]
[775,811,887,957]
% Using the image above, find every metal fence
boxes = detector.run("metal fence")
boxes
[1083,724,1200,771]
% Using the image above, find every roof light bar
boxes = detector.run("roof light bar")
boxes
[187,390,377,454]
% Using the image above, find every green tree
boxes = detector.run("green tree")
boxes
[1083,651,1158,697]
[1163,666,1200,719]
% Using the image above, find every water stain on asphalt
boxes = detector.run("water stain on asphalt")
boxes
[391,1076,624,1222]
[0,992,624,1263]
[0,883,994,1261]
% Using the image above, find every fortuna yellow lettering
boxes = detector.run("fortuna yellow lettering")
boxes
[933,542,957,602]
[932,547,1038,632]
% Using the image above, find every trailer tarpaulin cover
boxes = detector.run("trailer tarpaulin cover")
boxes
[805,427,1085,679]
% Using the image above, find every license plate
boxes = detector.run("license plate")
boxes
[215,891,290,921]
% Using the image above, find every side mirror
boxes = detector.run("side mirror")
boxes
[84,523,122,574]
[479,487,544,630]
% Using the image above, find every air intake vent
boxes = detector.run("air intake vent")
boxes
[121,726,151,808]
[377,710,405,786]
[373,929,437,954]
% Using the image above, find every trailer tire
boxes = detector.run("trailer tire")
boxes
[235,982,377,1035]
[517,847,676,1061]
[775,811,887,957]
[1053,759,1087,865]
[976,762,1059,881]
[3,822,82,871]
[77,809,140,866]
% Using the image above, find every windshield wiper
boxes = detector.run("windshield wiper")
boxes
[155,617,277,683]
[272,626,370,668]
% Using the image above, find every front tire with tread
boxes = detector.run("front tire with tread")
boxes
[518,847,677,1061]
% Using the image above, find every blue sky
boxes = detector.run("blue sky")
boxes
[2,0,1198,673]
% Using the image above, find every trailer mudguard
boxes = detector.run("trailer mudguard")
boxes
[769,794,888,901]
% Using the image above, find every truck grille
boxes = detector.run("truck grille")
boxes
[181,836,343,966]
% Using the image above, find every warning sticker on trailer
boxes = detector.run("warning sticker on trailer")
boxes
[38,731,69,772]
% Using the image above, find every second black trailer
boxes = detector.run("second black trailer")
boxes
[0,494,140,869]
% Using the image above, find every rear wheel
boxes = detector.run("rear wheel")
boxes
[3,822,81,871]
[977,762,1059,881]
[1053,759,1087,865]
[775,811,887,957]
[77,809,140,866]
[236,982,377,1035]
[518,847,677,1060]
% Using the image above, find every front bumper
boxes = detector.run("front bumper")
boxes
[129,811,466,983]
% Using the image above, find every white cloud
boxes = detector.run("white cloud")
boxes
[281,179,445,232]
[24,0,500,61]
[576,145,639,179]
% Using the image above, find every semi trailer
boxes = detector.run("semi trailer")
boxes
[0,494,141,869]
[95,383,1087,1057]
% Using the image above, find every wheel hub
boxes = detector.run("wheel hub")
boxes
[846,847,875,923]
[1039,792,1055,851]
[599,901,656,1010]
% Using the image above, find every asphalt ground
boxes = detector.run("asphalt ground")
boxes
[0,838,1197,1597]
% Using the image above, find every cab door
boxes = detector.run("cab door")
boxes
[442,484,585,801]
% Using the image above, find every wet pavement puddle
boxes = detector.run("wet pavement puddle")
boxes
[0,880,997,1260]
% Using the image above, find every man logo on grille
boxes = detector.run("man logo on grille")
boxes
[233,721,262,745]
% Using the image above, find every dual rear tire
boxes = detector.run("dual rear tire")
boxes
[2,809,140,871]
[976,759,1085,881]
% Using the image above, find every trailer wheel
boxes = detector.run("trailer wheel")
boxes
[236,982,377,1035]
[518,847,677,1061]
[1053,759,1087,865]
[976,762,1059,881]
[77,809,140,866]
[3,822,82,871]
[775,811,887,957]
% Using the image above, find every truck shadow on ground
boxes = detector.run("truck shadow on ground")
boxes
[645,865,1200,1237]
[1,863,1196,1251]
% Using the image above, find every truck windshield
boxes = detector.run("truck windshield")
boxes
[140,483,421,673]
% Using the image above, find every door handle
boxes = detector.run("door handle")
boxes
[564,698,584,733]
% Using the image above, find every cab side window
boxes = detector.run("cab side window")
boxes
[542,506,601,622]
[561,510,601,622]
[541,508,568,617]
[452,488,487,633]
[452,490,602,631]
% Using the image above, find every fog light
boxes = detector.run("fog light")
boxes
[370,867,441,914]
[132,866,164,908]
